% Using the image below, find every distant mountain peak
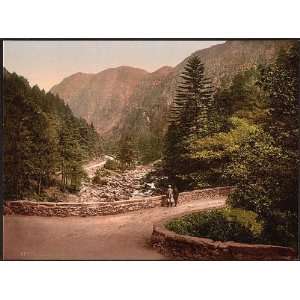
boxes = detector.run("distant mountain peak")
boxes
[152,66,173,76]
[50,65,149,135]
[96,65,148,75]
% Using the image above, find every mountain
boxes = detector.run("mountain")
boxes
[112,40,294,161]
[176,40,292,85]
[51,66,149,135]
[51,40,295,161]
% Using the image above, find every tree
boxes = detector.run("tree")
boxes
[58,117,86,191]
[117,135,137,169]
[214,68,268,130]
[3,73,57,199]
[226,44,299,247]
[4,70,102,200]
[169,55,215,138]
[259,43,299,151]
[163,56,215,188]
[190,117,259,188]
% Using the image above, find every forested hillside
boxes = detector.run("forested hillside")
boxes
[162,43,299,247]
[4,70,103,200]
[116,40,294,163]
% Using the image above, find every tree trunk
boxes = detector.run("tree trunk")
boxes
[38,175,42,195]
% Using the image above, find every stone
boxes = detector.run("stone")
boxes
[151,212,297,261]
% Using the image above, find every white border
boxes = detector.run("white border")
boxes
[0,0,299,37]
[1,1,299,299]
[0,261,299,300]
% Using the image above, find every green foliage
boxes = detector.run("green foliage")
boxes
[92,176,108,186]
[92,168,113,185]
[169,55,215,137]
[226,129,297,214]
[117,135,137,169]
[163,43,299,248]
[94,167,112,177]
[112,112,165,165]
[113,71,171,164]
[4,70,102,199]
[259,44,299,151]
[104,159,121,171]
[226,44,299,248]
[214,68,268,128]
[188,117,259,188]
[163,56,216,189]
[167,208,262,244]
[260,210,298,248]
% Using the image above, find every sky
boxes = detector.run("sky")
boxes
[4,40,224,91]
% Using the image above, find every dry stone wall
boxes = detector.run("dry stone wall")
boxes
[4,186,232,217]
[151,217,297,261]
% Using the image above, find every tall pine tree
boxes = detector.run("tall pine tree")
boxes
[163,56,215,189]
[169,55,215,137]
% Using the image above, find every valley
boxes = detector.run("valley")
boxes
[57,157,158,203]
[4,40,298,259]
[50,40,293,163]
[78,159,157,203]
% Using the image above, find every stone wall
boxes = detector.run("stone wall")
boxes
[176,186,231,204]
[4,186,232,217]
[151,217,297,261]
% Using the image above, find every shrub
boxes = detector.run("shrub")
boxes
[166,208,263,244]
[92,168,110,185]
[94,168,111,177]
[92,176,108,186]
[227,185,273,219]
[260,210,298,249]
[104,159,121,171]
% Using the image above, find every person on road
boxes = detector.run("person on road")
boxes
[167,185,175,207]
[173,185,179,207]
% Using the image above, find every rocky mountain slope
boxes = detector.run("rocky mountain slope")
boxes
[51,66,149,135]
[51,40,294,160]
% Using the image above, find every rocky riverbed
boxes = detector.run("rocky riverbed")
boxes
[36,159,161,203]
[78,164,157,202]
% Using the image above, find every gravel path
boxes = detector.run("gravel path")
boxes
[84,158,108,178]
[3,197,226,260]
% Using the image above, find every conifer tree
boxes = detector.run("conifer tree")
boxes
[169,55,215,138]
[118,135,137,169]
[163,56,215,188]
[4,70,103,200]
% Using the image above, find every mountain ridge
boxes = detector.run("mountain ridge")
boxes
[50,40,294,142]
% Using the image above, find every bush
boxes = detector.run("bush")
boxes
[92,168,110,185]
[92,176,108,186]
[104,159,121,171]
[166,208,263,244]
[261,210,298,249]
[94,168,111,177]
[227,185,273,218]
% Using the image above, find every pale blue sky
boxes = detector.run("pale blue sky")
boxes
[4,40,224,91]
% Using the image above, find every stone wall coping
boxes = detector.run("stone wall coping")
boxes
[179,186,232,197]
[154,221,295,252]
[5,186,232,207]
[6,196,163,207]
[152,209,297,260]
[4,186,234,218]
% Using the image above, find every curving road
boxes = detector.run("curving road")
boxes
[83,156,113,178]
[3,197,226,260]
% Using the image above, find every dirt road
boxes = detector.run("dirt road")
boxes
[83,157,109,178]
[4,197,225,260]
